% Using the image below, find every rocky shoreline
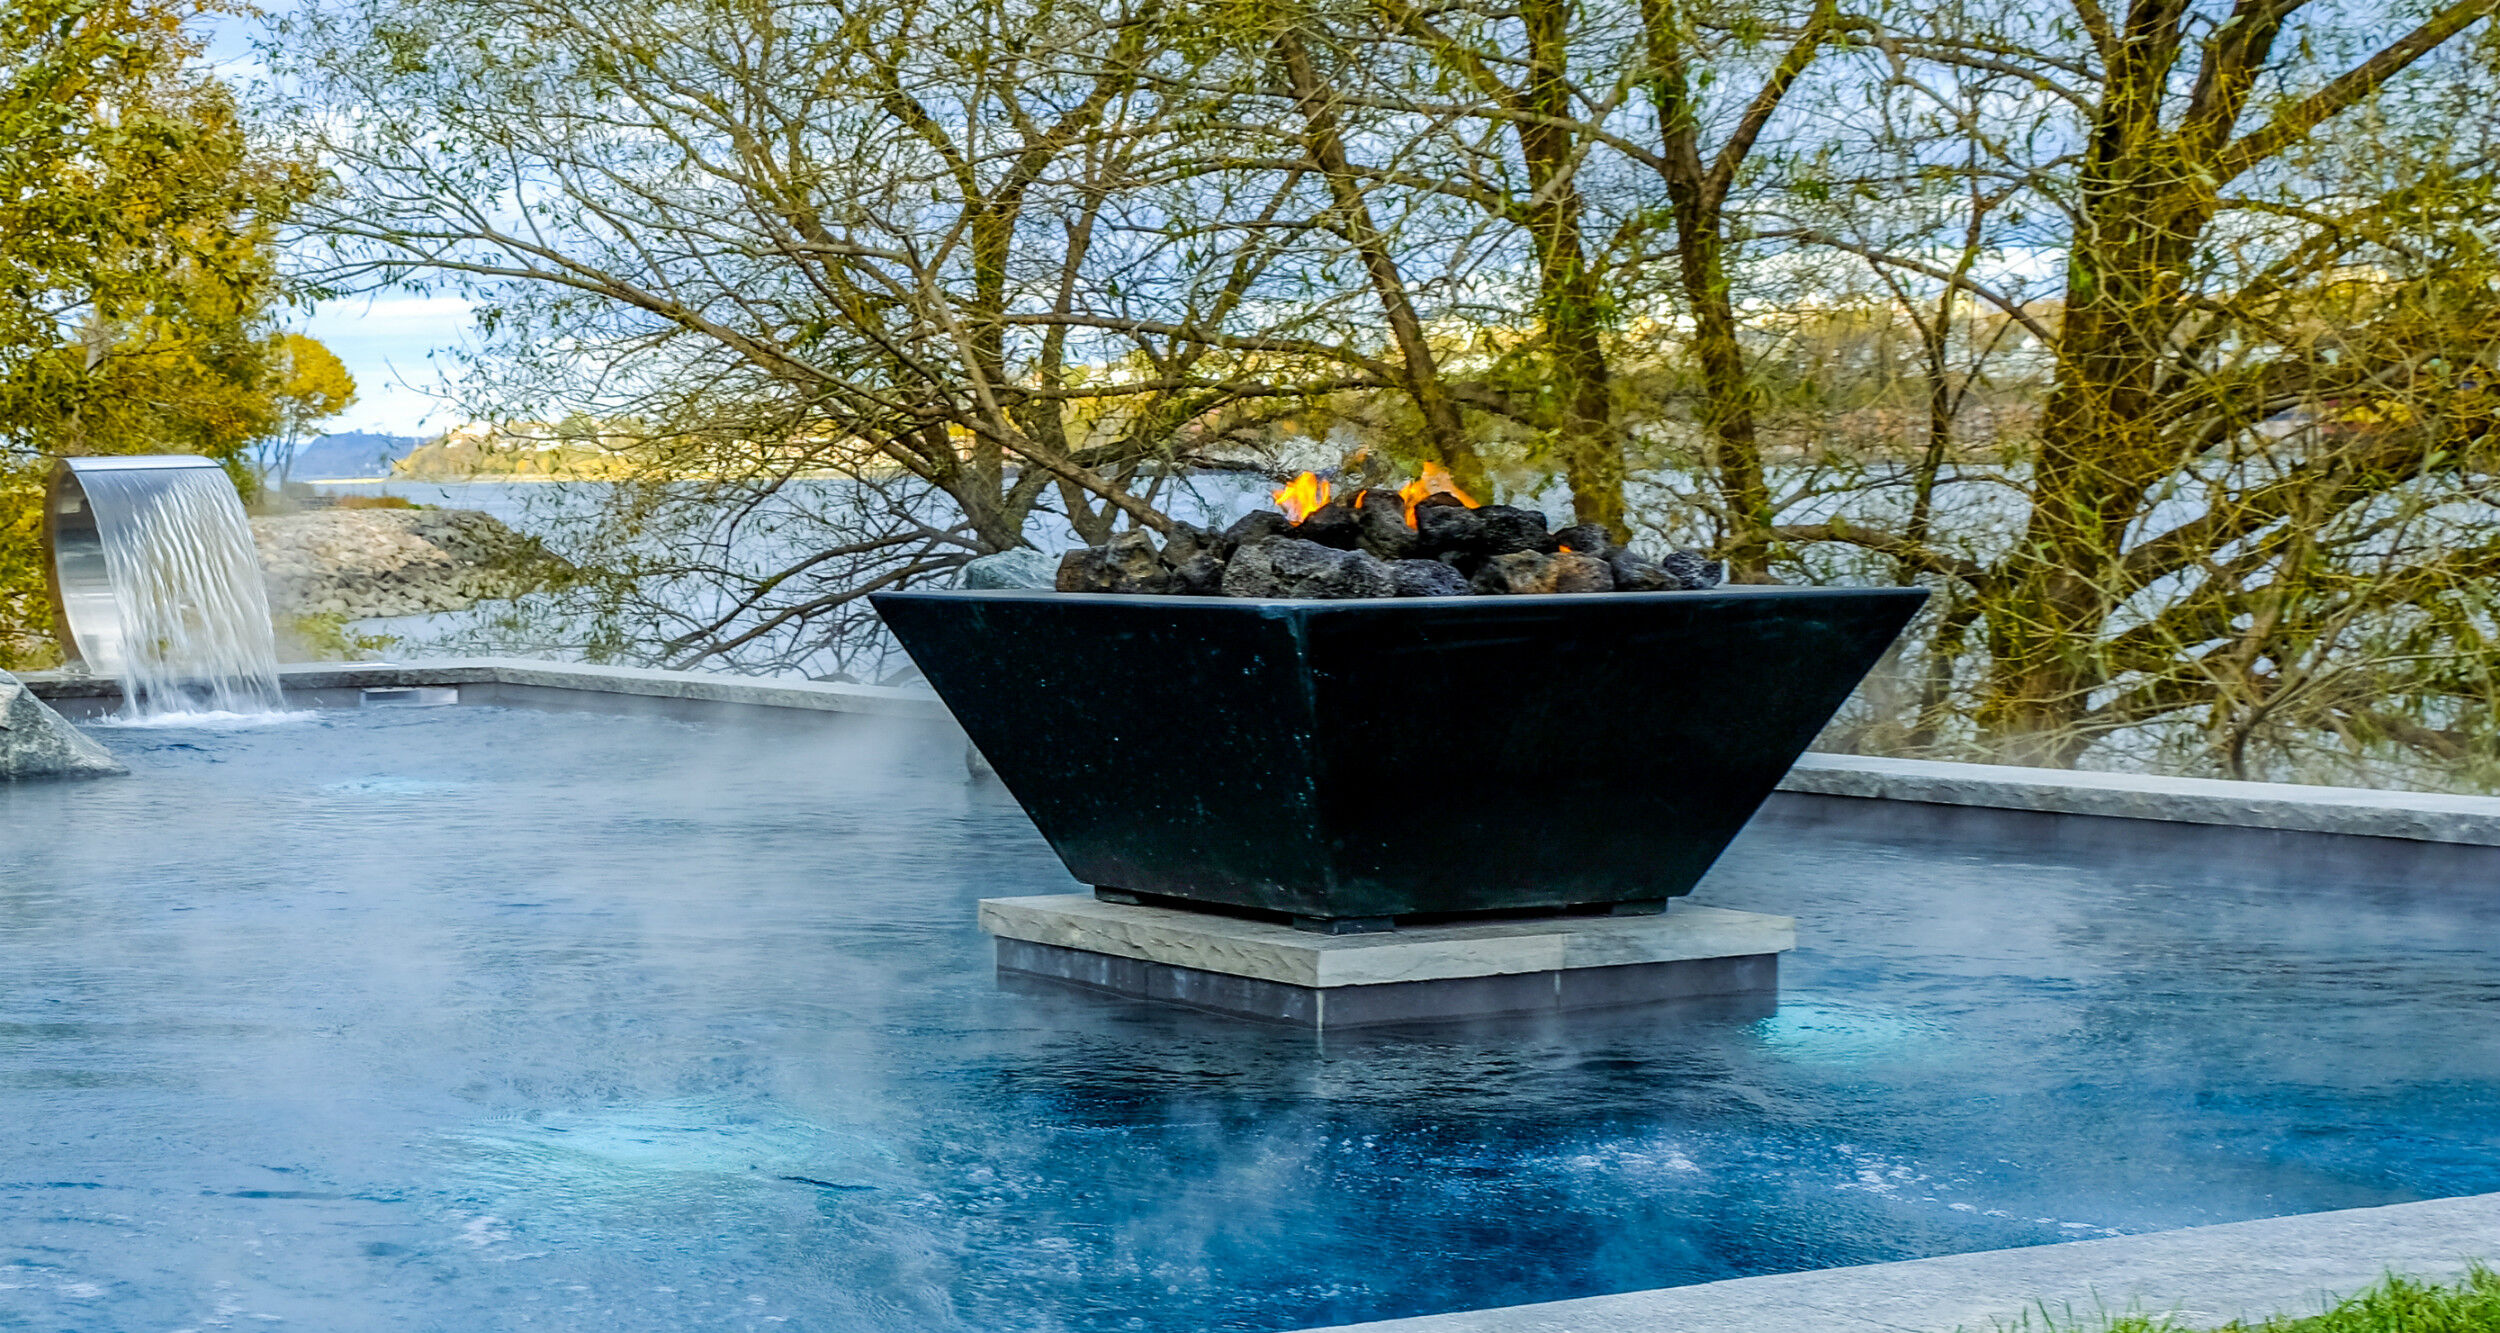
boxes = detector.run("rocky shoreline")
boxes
[252,508,546,621]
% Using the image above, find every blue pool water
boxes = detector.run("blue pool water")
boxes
[2,706,2496,1331]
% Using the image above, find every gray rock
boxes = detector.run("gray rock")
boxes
[0,673,125,781]
[957,549,1059,590]
[1661,549,1725,590]
[1390,559,1471,597]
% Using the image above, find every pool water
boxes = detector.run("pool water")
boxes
[2,706,2496,1332]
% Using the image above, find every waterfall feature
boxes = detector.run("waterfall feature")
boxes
[46,457,285,715]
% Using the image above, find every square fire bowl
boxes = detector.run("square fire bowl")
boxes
[875,587,1925,925]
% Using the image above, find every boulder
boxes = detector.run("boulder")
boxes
[0,674,125,781]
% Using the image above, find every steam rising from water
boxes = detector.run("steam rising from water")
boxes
[78,464,284,716]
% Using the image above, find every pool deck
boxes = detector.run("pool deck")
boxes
[1294,1191,2500,1332]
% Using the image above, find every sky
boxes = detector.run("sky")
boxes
[292,293,473,437]
[206,7,472,439]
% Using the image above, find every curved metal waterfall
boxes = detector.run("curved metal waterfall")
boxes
[45,456,284,714]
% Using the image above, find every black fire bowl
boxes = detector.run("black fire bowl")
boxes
[873,587,1926,928]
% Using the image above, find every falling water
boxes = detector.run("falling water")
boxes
[74,464,285,716]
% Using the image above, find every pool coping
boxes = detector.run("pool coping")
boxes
[1290,1190,2500,1333]
[23,658,2500,849]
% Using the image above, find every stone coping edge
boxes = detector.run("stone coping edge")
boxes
[20,657,950,720]
[979,895,1796,989]
[1780,752,2500,849]
[1294,1190,2500,1333]
[24,659,2499,846]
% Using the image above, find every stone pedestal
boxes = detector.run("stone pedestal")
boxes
[979,895,1795,1029]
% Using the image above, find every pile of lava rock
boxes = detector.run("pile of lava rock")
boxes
[1056,491,1724,598]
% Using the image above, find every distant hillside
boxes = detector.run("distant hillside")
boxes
[292,432,425,480]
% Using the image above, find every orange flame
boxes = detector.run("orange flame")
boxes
[1273,471,1332,523]
[1398,462,1479,525]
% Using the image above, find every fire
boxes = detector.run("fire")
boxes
[1398,462,1479,525]
[1273,471,1332,523]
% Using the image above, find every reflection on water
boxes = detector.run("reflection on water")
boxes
[0,706,2496,1331]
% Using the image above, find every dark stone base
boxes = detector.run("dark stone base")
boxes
[994,937,1779,1029]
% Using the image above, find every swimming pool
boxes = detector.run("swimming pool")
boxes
[3,705,2495,1331]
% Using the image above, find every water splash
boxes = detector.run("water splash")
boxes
[74,463,283,716]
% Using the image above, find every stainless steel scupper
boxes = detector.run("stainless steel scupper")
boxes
[44,455,233,675]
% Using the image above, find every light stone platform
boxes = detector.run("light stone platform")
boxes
[979,895,1794,1028]
[1293,1190,2500,1333]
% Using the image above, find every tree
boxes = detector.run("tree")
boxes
[0,0,315,666]
[1760,0,2500,776]
[256,333,357,485]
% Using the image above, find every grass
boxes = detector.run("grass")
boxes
[2015,1267,2500,1333]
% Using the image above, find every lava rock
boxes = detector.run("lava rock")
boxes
[1414,501,1485,558]
[1172,551,1227,596]
[1055,530,1169,593]
[1470,550,1557,594]
[1607,550,1674,592]
[1159,524,1217,570]
[1330,550,1398,599]
[1219,539,1286,596]
[1220,510,1291,555]
[1550,551,1615,592]
[1475,505,1550,556]
[957,549,1059,590]
[1661,549,1725,590]
[1054,549,1098,592]
[1547,523,1614,558]
[1389,559,1470,597]
[1290,500,1362,550]
[1226,537,1397,598]
[0,673,125,781]
[1353,489,1417,561]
